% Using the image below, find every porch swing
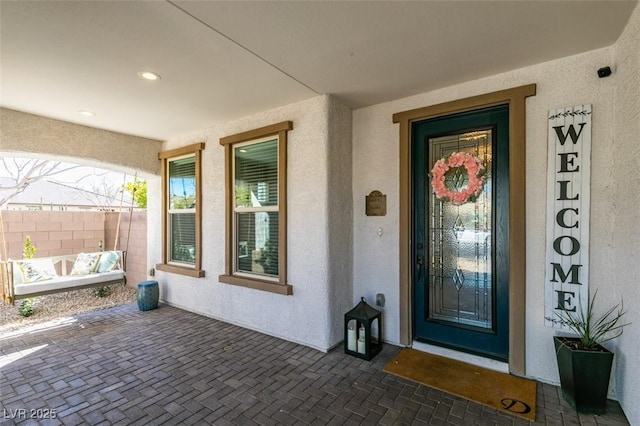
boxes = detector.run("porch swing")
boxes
[0,177,134,305]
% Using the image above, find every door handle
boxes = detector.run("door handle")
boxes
[416,255,424,281]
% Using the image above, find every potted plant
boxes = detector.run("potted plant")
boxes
[553,291,629,414]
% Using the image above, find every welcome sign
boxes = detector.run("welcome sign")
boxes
[544,105,591,328]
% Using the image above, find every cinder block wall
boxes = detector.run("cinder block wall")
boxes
[104,211,147,287]
[1,211,105,258]
[0,210,147,287]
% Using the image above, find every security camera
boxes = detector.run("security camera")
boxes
[597,66,612,78]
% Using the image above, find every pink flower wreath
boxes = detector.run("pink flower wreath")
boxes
[430,152,487,205]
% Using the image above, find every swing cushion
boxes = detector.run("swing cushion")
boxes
[96,251,120,273]
[14,270,125,296]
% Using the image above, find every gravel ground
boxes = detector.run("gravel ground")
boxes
[0,284,136,334]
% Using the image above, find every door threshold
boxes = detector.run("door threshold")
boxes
[411,341,509,374]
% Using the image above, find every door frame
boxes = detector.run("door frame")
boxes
[393,84,536,375]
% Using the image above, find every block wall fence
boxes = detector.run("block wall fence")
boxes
[0,210,147,287]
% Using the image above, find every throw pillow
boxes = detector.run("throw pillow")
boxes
[96,251,119,273]
[17,259,58,283]
[70,252,100,275]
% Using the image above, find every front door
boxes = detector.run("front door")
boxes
[412,105,509,360]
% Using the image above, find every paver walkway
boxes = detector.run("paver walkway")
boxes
[0,304,630,425]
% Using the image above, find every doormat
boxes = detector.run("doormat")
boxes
[383,348,536,421]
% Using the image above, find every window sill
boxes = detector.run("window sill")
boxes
[219,274,293,295]
[156,263,205,278]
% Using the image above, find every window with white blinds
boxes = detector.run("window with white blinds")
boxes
[219,121,292,295]
[157,142,205,278]
[234,138,279,278]
[168,155,196,265]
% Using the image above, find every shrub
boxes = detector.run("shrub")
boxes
[23,236,36,259]
[93,286,112,298]
[18,298,34,317]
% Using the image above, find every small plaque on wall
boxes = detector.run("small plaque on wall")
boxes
[366,191,386,216]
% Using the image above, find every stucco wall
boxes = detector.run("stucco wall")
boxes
[326,97,354,345]
[612,4,640,424]
[149,95,353,351]
[0,108,162,175]
[353,47,622,385]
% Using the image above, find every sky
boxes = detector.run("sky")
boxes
[0,156,139,207]
[0,157,137,188]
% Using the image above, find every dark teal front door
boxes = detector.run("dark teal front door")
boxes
[412,105,509,361]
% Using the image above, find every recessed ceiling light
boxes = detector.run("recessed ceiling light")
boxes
[79,110,95,117]
[138,71,161,81]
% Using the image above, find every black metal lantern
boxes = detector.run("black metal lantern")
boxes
[344,297,382,361]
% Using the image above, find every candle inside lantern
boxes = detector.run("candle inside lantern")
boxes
[357,338,366,354]
[347,322,357,351]
[359,325,365,340]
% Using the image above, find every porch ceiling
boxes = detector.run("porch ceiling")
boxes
[1,1,637,141]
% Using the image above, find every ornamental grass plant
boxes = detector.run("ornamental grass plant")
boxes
[555,290,629,351]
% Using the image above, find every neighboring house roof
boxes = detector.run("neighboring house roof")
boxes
[0,177,135,210]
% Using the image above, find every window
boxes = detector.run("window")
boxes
[219,121,292,295]
[157,143,205,277]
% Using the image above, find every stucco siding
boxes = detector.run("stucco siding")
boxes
[0,108,162,175]
[352,103,401,350]
[150,95,352,351]
[612,3,640,424]
[326,96,354,346]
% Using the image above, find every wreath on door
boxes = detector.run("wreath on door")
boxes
[429,152,487,205]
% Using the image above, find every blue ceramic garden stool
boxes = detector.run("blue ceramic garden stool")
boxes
[137,280,159,311]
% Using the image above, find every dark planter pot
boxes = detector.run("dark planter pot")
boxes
[553,336,614,414]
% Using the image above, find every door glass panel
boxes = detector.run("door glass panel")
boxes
[428,130,493,330]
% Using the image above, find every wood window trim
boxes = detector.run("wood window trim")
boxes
[156,142,205,278]
[219,121,293,296]
[392,84,536,375]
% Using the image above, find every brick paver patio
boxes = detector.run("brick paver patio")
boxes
[0,303,630,425]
